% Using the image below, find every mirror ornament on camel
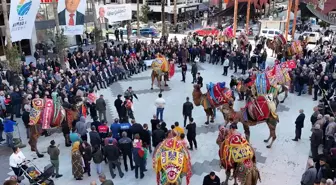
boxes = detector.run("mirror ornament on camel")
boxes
[236,64,291,106]
[151,54,174,90]
[218,125,261,185]
[192,82,233,124]
[153,136,192,185]
[220,92,279,148]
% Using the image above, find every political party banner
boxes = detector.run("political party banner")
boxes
[58,0,86,35]
[96,4,132,24]
[8,0,41,42]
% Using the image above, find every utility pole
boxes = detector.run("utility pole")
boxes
[161,0,166,37]
[137,0,140,37]
[174,0,177,27]
[284,0,292,40]
[233,0,238,37]
[218,0,223,27]
[91,0,102,51]
[246,0,251,33]
[2,0,12,49]
[292,0,299,38]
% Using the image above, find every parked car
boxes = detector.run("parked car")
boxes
[131,21,148,29]
[322,31,334,45]
[299,31,321,44]
[139,28,159,37]
[194,27,220,36]
[259,28,282,40]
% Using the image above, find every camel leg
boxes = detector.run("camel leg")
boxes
[233,177,238,185]
[275,96,280,108]
[266,122,277,148]
[205,114,210,125]
[222,170,231,185]
[243,124,251,142]
[280,89,288,103]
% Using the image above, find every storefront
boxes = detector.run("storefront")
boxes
[178,5,199,21]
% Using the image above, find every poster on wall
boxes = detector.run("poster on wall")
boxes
[58,0,86,35]
[8,0,41,43]
[96,4,132,24]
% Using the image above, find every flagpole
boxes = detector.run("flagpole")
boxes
[284,0,292,41]
[291,0,299,38]
[246,0,251,33]
[233,0,238,37]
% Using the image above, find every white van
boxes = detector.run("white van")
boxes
[259,28,282,40]
[259,28,292,41]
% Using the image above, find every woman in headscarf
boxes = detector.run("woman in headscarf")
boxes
[72,141,84,180]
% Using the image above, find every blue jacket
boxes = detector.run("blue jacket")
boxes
[110,123,121,140]
[3,118,16,133]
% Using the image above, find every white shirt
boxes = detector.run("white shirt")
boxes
[65,10,77,26]
[9,151,26,168]
[223,59,229,67]
[155,98,166,108]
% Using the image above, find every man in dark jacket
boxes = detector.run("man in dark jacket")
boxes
[104,139,124,179]
[293,109,305,141]
[130,119,143,140]
[22,106,30,139]
[182,97,194,127]
[180,62,187,82]
[96,95,107,122]
[47,140,62,178]
[10,88,22,118]
[311,124,323,160]
[118,131,134,172]
[191,62,198,84]
[89,126,101,148]
[186,118,197,150]
[142,124,151,153]
[114,95,123,120]
[150,115,160,132]
[152,124,165,147]
[203,171,220,185]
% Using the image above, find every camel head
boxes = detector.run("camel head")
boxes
[192,84,202,106]
[220,103,235,122]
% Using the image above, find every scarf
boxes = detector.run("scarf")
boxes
[72,141,80,154]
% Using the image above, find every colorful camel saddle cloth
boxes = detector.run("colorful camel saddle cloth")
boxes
[244,96,271,121]
[236,159,255,185]
[42,98,54,129]
[206,82,232,107]
[32,98,44,110]
[160,151,184,184]
[255,73,270,95]
[220,134,254,168]
[152,55,169,73]
[275,34,286,45]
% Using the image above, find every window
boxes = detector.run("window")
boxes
[262,30,267,34]
[204,28,211,30]
[309,33,316,37]
[268,31,274,34]
[36,4,55,21]
[275,31,280,35]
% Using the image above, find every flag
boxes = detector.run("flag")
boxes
[280,60,297,69]
[169,63,175,78]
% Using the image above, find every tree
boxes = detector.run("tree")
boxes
[140,3,151,23]
[161,0,166,37]
[2,0,20,73]
[318,21,330,29]
[53,0,66,69]
[137,0,140,37]
[91,0,102,52]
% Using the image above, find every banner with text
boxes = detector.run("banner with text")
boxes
[57,0,86,35]
[9,0,41,42]
[96,4,132,24]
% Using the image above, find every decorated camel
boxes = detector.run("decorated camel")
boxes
[217,127,261,185]
[220,94,279,148]
[192,82,233,124]
[28,91,87,151]
[237,64,291,106]
[153,136,192,185]
[151,54,174,91]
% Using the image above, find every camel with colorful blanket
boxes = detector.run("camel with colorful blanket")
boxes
[217,128,261,185]
[220,91,279,148]
[266,34,305,58]
[153,136,192,185]
[192,82,233,124]
[151,54,174,91]
[28,91,87,150]
[237,64,291,106]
